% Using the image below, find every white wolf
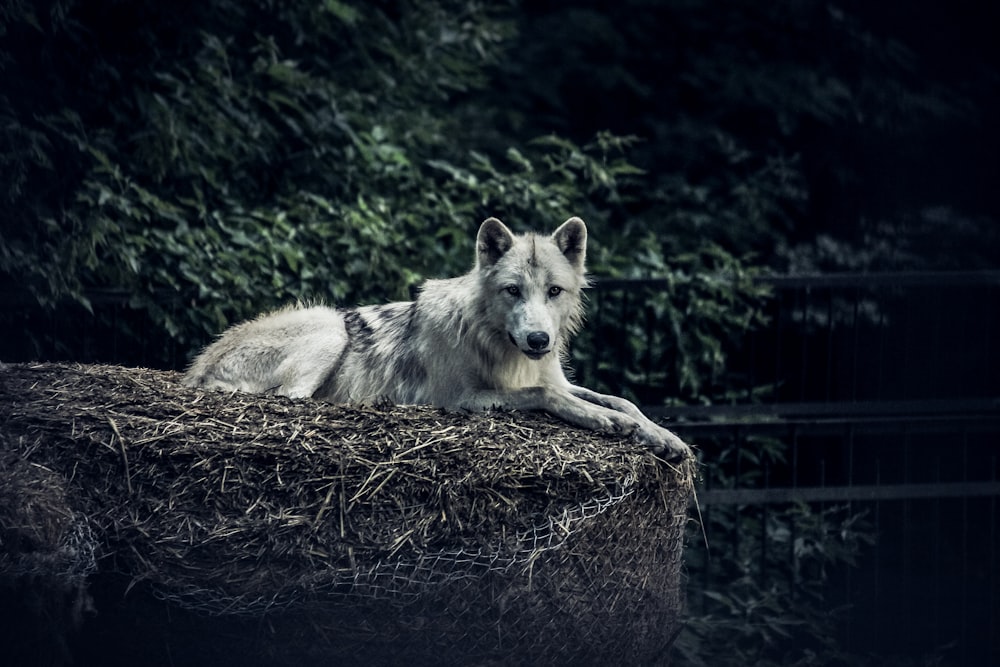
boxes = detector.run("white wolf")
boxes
[183,217,691,461]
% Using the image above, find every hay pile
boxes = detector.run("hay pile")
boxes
[1,362,692,666]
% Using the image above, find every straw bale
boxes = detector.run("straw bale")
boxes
[1,362,692,666]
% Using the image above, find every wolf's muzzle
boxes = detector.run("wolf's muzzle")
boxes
[509,331,551,359]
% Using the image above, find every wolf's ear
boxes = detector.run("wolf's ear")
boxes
[552,217,587,272]
[477,217,515,267]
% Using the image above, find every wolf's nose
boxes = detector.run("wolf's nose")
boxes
[526,331,550,350]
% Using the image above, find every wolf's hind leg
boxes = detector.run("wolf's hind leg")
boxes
[183,305,348,399]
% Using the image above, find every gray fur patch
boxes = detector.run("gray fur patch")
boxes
[342,309,375,352]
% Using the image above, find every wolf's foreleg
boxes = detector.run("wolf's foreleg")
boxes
[461,387,690,461]
[461,387,638,433]
[568,386,692,461]
[568,386,649,420]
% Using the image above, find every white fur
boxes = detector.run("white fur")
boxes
[183,217,691,460]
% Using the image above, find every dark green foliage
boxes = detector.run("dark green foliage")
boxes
[2,2,509,315]
[0,2,553,345]
[1,0,768,388]
[575,248,770,405]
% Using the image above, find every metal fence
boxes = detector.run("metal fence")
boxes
[588,271,1000,664]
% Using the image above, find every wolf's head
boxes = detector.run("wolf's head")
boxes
[476,217,588,361]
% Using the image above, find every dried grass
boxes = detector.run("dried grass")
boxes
[1,362,692,666]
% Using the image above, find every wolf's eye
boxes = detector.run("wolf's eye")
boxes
[505,285,521,297]
[548,286,563,297]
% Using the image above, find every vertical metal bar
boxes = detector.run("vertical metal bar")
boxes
[901,281,913,400]
[747,306,757,403]
[930,284,944,400]
[761,450,770,587]
[798,286,810,402]
[876,286,888,400]
[989,285,998,393]
[825,286,835,401]
[873,455,882,645]
[847,423,856,488]
[959,429,969,663]
[901,425,913,647]
[851,285,861,402]
[844,422,855,653]
[789,424,799,602]
[960,430,970,665]
[988,452,997,667]
[774,288,785,405]
[731,426,742,565]
[932,450,942,651]
[702,442,713,614]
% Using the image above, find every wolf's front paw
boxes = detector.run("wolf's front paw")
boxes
[637,425,692,462]
[600,411,641,436]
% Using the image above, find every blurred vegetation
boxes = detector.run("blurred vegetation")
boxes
[2,0,525,342]
[1,1,995,664]
[2,0,996,368]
